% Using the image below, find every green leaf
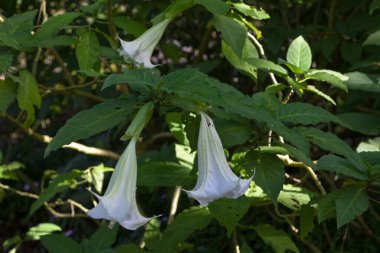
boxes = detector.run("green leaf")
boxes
[0,48,13,72]
[214,118,251,147]
[338,113,380,135]
[26,223,61,240]
[154,207,212,253]
[300,205,315,239]
[76,31,100,71]
[166,112,189,146]
[152,0,195,23]
[0,78,17,112]
[286,36,312,72]
[357,137,380,152]
[304,69,348,91]
[29,170,83,215]
[370,0,380,14]
[345,72,380,93]
[113,17,146,37]
[276,102,341,125]
[316,154,369,180]
[86,225,118,252]
[87,164,110,193]
[296,127,367,172]
[222,39,258,80]
[314,190,341,223]
[45,99,135,156]
[244,151,284,201]
[278,184,314,211]
[15,70,42,126]
[41,234,82,253]
[246,58,288,76]
[137,162,194,187]
[0,10,37,50]
[34,13,80,39]
[195,0,229,15]
[305,85,336,105]
[363,30,380,46]
[278,142,314,168]
[336,185,369,228]
[143,218,162,250]
[208,197,250,237]
[122,102,154,140]
[233,3,270,20]
[254,224,300,253]
[116,244,147,253]
[102,69,159,94]
[0,161,25,180]
[37,35,77,48]
[213,16,247,57]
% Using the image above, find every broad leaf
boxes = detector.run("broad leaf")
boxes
[0,48,13,72]
[246,58,288,76]
[0,10,37,50]
[152,0,195,23]
[315,154,369,180]
[336,186,369,228]
[76,31,100,71]
[15,70,42,126]
[304,69,348,91]
[233,3,270,20]
[338,113,380,135]
[26,223,62,240]
[195,0,229,15]
[0,78,17,112]
[286,36,312,72]
[314,190,341,223]
[85,225,119,252]
[154,207,212,253]
[42,234,82,253]
[345,72,380,93]
[102,69,159,94]
[245,151,284,201]
[254,224,300,253]
[34,13,80,39]
[300,205,315,239]
[45,99,135,156]
[363,29,380,46]
[214,16,247,57]
[214,118,251,147]
[278,184,314,211]
[113,17,146,37]
[137,162,195,187]
[276,102,341,125]
[296,127,367,172]
[222,39,258,80]
[208,197,250,237]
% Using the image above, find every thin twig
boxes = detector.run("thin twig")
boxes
[278,154,326,195]
[0,182,39,199]
[1,113,120,160]
[247,32,278,85]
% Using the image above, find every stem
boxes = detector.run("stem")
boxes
[51,49,76,86]
[247,32,278,85]
[168,186,182,224]
[106,0,117,42]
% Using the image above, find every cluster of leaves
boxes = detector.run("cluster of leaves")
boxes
[1,0,380,253]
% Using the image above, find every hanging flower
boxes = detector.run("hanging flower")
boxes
[87,138,152,230]
[185,112,253,206]
[118,19,171,68]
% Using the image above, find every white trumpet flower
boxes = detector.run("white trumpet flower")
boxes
[118,19,171,68]
[87,138,152,230]
[185,112,253,206]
